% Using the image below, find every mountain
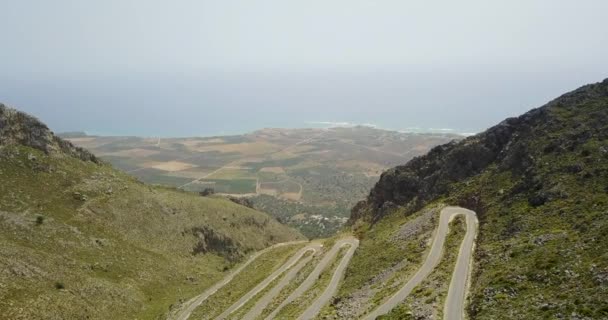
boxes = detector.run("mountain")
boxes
[345,79,608,318]
[0,104,304,319]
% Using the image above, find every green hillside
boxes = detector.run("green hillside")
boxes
[0,104,304,319]
[344,79,608,319]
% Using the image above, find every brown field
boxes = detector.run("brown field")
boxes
[287,145,317,154]
[260,167,286,174]
[143,161,197,172]
[188,141,280,155]
[165,169,212,179]
[102,148,160,158]
[282,192,301,201]
[66,137,97,143]
[67,127,461,238]
[203,138,226,144]
[258,180,302,200]
[258,186,279,196]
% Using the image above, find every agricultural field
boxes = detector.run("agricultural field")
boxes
[65,126,460,238]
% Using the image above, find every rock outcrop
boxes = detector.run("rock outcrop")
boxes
[350,78,608,224]
[0,103,99,163]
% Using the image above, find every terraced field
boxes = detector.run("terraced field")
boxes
[170,206,477,320]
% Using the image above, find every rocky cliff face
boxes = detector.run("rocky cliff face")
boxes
[0,103,98,163]
[348,79,608,318]
[350,78,608,224]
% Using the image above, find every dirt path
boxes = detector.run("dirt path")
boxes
[363,206,478,320]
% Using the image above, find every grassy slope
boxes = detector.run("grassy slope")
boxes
[442,92,608,319]
[450,150,607,315]
[228,250,315,319]
[0,145,304,320]
[377,216,466,319]
[189,243,304,319]
[257,251,321,319]
[348,79,608,319]
[322,206,438,318]
[276,246,350,319]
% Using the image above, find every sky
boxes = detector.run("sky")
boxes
[1,0,607,136]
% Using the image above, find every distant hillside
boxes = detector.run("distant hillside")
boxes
[347,79,608,318]
[57,131,88,138]
[0,104,304,319]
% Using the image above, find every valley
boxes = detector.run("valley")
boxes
[65,127,458,238]
[167,206,476,320]
[164,79,608,320]
[1,78,607,320]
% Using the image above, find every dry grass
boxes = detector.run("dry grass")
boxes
[0,145,305,320]
[258,186,280,196]
[189,141,281,155]
[66,137,96,143]
[260,167,286,174]
[282,192,301,201]
[143,161,197,172]
[101,148,160,158]
[165,169,212,179]
[206,168,256,180]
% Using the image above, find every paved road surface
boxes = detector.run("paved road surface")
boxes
[443,207,478,320]
[216,244,322,319]
[364,207,478,320]
[264,237,359,320]
[297,239,359,320]
[172,241,306,320]
[241,251,316,320]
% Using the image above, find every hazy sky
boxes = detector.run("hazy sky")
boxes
[1,1,607,136]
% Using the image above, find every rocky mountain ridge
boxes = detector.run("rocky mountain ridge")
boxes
[0,103,98,163]
[351,78,608,224]
[347,78,608,318]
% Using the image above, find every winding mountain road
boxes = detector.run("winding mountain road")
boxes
[364,206,478,320]
[172,241,306,320]
[242,251,315,320]
[264,237,359,320]
[216,244,322,320]
[175,207,476,320]
[298,238,359,320]
[443,207,478,320]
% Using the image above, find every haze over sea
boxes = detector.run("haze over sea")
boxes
[2,66,604,138]
[2,1,607,137]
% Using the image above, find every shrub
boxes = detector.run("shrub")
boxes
[199,188,215,196]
